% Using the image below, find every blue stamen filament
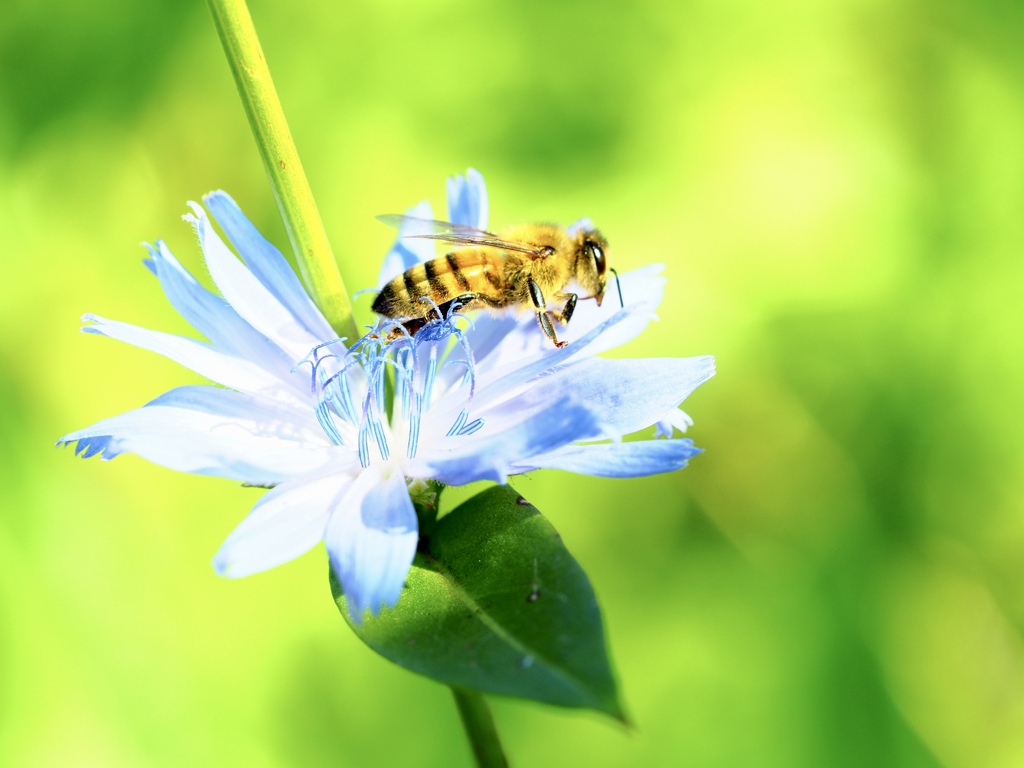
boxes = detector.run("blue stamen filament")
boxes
[357,424,370,468]
[315,401,345,446]
[424,346,438,406]
[406,392,423,459]
[359,357,390,465]
[337,371,358,424]
[447,409,468,437]
[303,300,485,468]
[459,418,485,436]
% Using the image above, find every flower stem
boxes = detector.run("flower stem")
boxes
[451,687,509,768]
[205,0,359,341]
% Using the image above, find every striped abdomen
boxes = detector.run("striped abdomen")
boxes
[372,249,508,319]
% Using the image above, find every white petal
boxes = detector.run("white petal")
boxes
[59,405,344,484]
[460,264,667,383]
[566,217,595,237]
[185,203,325,361]
[655,407,694,438]
[81,315,305,403]
[145,385,318,428]
[325,468,418,620]
[427,303,650,431]
[146,240,292,371]
[443,264,667,404]
[204,190,338,343]
[556,263,667,351]
[377,201,436,288]
[408,395,604,486]
[446,168,489,229]
[478,356,716,438]
[463,312,546,380]
[510,439,702,478]
[213,471,352,578]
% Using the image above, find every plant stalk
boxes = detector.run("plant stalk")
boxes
[451,687,509,768]
[205,0,358,341]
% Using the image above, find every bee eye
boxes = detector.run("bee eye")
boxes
[586,241,606,275]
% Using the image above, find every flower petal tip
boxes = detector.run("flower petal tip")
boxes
[325,471,418,623]
[447,167,489,229]
[57,434,121,460]
[211,551,235,578]
[182,202,208,234]
[203,190,234,208]
[343,592,401,625]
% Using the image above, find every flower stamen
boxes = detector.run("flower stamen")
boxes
[302,297,485,467]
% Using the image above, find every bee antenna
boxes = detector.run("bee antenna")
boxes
[609,267,624,308]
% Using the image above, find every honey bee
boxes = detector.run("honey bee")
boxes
[372,216,619,347]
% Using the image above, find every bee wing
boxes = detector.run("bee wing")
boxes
[376,214,495,237]
[376,214,546,257]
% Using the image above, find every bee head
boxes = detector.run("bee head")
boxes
[574,229,610,306]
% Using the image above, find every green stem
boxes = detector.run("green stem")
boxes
[205,0,359,341]
[451,687,509,768]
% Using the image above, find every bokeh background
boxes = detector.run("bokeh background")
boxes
[2,0,1023,765]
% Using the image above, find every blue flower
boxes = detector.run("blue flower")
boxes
[59,169,715,619]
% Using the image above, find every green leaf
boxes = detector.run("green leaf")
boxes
[331,485,624,719]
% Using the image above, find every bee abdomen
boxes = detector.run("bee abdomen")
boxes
[373,251,504,319]
[445,253,472,290]
[370,286,400,316]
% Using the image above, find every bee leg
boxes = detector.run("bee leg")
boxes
[559,294,577,325]
[436,293,500,319]
[382,296,482,342]
[528,278,566,348]
[449,294,487,313]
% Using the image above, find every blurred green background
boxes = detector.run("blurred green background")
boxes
[2,0,1023,765]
